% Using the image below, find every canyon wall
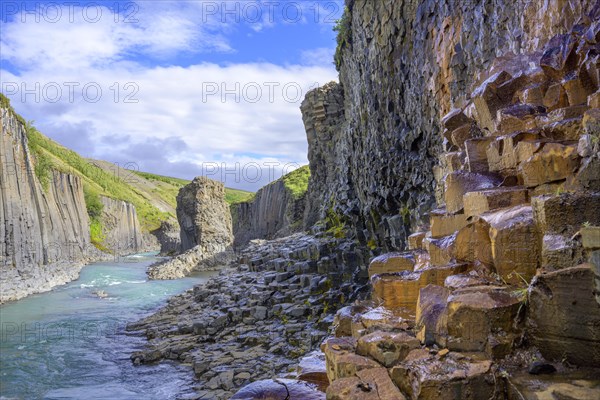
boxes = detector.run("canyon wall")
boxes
[232,178,306,248]
[302,0,596,251]
[0,106,94,302]
[99,196,150,255]
[0,104,149,302]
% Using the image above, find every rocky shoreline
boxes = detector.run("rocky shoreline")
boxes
[127,234,369,399]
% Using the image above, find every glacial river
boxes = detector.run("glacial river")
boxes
[0,253,215,400]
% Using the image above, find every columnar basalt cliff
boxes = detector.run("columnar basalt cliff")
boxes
[99,196,147,254]
[232,173,307,248]
[302,0,597,251]
[0,103,151,302]
[0,106,94,303]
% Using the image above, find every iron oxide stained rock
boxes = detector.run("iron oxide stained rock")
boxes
[472,71,514,133]
[423,234,456,266]
[368,251,428,278]
[321,337,381,382]
[408,232,427,250]
[356,331,420,367]
[541,117,584,140]
[465,137,494,173]
[444,171,503,214]
[351,306,414,339]
[540,33,579,81]
[496,104,546,135]
[441,109,472,132]
[486,131,541,173]
[532,192,600,236]
[527,264,600,367]
[456,205,539,284]
[390,349,496,400]
[463,187,530,218]
[415,284,450,347]
[519,142,580,187]
[543,82,570,111]
[326,367,407,400]
[450,124,481,149]
[230,379,325,400]
[429,209,469,238]
[446,286,521,356]
[334,305,371,337]
[371,263,469,312]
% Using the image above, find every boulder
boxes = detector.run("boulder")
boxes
[527,264,600,367]
[371,264,469,312]
[486,132,540,173]
[471,71,514,132]
[356,331,420,367]
[334,305,370,337]
[540,34,578,81]
[444,171,503,213]
[423,234,456,266]
[326,367,407,400]
[463,187,529,218]
[465,137,494,173]
[321,338,381,382]
[368,252,428,278]
[429,209,468,238]
[408,232,427,250]
[519,142,580,187]
[496,104,545,135]
[231,379,326,399]
[390,350,496,400]
[446,286,521,356]
[415,285,450,346]
[457,205,539,284]
[543,83,570,111]
[532,192,600,237]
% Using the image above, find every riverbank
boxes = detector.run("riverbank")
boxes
[0,253,216,400]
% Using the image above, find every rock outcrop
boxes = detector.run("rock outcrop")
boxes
[232,174,306,248]
[1,106,95,302]
[151,219,181,256]
[99,196,147,254]
[301,0,597,252]
[177,176,233,253]
[148,177,234,279]
[310,7,600,399]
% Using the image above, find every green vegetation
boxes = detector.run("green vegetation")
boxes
[333,6,352,71]
[283,165,310,199]
[0,93,26,126]
[225,187,254,205]
[324,201,347,239]
[133,171,190,187]
[23,122,171,232]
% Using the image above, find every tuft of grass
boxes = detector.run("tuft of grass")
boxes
[333,6,352,71]
[283,165,310,200]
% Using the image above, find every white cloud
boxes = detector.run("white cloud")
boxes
[0,1,339,191]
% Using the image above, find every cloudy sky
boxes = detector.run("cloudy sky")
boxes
[0,0,342,190]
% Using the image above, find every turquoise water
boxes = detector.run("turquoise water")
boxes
[0,253,215,400]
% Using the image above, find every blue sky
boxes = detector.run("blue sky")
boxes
[0,1,343,190]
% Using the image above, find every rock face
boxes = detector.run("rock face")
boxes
[301,0,596,251]
[150,219,181,256]
[177,176,233,253]
[0,106,94,303]
[99,196,146,254]
[232,177,305,248]
[148,177,234,279]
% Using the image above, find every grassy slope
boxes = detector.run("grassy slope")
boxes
[282,165,311,199]
[2,93,259,233]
